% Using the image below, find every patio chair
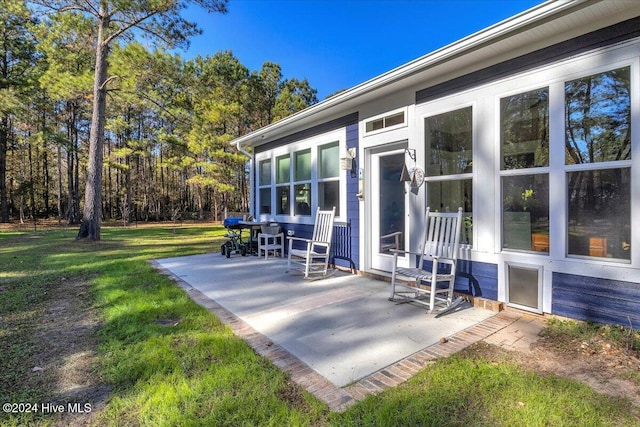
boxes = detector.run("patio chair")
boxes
[287,207,336,278]
[389,207,463,313]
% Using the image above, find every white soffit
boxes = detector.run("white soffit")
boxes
[233,0,640,148]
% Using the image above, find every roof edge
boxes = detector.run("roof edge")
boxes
[232,0,591,149]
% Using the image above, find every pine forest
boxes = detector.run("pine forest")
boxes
[0,0,318,235]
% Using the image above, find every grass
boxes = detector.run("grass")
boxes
[1,223,638,426]
[333,353,638,427]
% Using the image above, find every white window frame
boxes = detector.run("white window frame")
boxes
[561,64,633,264]
[487,51,639,270]
[254,128,347,224]
[497,85,551,255]
[363,107,408,137]
[422,103,475,250]
[257,158,272,215]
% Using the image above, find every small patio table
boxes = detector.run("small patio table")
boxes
[239,221,266,255]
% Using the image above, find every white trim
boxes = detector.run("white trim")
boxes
[632,56,640,269]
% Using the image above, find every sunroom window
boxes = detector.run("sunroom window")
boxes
[258,159,272,214]
[500,88,550,253]
[293,149,312,216]
[425,106,473,245]
[256,137,342,220]
[565,66,631,260]
[275,154,290,215]
[318,142,340,212]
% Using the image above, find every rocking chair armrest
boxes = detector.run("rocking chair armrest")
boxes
[287,237,331,252]
[287,236,312,244]
[288,237,330,245]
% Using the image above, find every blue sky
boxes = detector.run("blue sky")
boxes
[183,0,544,100]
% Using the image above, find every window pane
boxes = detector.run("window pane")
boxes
[276,186,290,215]
[366,118,384,132]
[427,179,473,245]
[502,174,549,252]
[565,67,631,164]
[294,149,311,181]
[425,107,473,176]
[385,112,404,127]
[294,184,312,216]
[567,168,630,259]
[379,153,405,254]
[501,88,549,169]
[318,142,339,178]
[319,181,340,212]
[276,155,290,184]
[259,160,271,185]
[259,188,271,214]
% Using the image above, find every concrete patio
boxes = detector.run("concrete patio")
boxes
[153,253,523,411]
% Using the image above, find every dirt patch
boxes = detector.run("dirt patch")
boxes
[463,325,640,409]
[277,378,314,413]
[156,317,181,327]
[28,278,111,426]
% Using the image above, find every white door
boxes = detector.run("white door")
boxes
[369,143,410,271]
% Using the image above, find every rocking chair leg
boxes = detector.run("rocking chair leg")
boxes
[429,277,437,312]
[304,247,311,278]
[447,278,455,305]
[389,252,399,301]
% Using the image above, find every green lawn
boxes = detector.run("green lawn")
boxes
[0,224,638,426]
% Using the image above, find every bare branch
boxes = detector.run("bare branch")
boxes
[103,11,160,45]
[29,1,98,18]
[80,0,99,16]
[99,75,119,91]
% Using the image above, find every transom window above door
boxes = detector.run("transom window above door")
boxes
[364,108,407,135]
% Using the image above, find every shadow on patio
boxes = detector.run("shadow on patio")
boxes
[153,252,520,411]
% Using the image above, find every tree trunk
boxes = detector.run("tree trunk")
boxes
[0,115,8,222]
[57,143,63,221]
[77,13,110,240]
[43,141,50,217]
[28,138,35,220]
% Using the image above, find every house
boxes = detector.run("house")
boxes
[231,0,640,327]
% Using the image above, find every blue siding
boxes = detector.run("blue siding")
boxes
[455,260,498,301]
[345,122,360,270]
[415,258,498,301]
[416,16,640,104]
[552,273,640,326]
[255,112,358,153]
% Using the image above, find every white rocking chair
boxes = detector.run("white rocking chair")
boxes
[287,207,336,278]
[389,207,463,312]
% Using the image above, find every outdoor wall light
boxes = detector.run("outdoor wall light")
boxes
[341,147,357,178]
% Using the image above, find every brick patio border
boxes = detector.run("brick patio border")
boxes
[152,261,522,412]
